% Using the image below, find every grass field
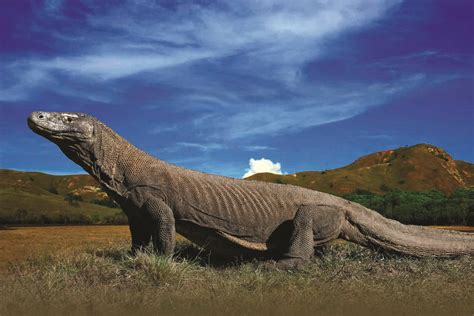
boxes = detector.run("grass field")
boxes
[0,226,473,315]
[0,226,130,271]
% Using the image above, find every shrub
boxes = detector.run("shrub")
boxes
[64,193,82,207]
[91,198,119,208]
[47,183,58,195]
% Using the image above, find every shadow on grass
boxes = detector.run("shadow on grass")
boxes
[174,242,270,268]
[88,239,386,270]
[89,241,264,269]
[87,237,434,272]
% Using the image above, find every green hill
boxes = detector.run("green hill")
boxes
[247,144,474,195]
[0,170,126,225]
[0,169,106,202]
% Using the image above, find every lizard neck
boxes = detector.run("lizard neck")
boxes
[88,122,138,198]
[89,122,169,200]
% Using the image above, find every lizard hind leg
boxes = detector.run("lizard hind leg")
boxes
[270,204,344,269]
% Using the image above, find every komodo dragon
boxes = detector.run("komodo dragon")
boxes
[28,111,474,268]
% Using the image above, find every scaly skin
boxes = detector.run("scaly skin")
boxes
[28,112,474,268]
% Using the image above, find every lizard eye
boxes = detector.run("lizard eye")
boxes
[67,117,73,123]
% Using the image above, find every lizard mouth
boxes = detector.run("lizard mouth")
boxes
[27,116,49,135]
[27,117,52,137]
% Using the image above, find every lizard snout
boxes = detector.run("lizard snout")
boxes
[28,111,48,125]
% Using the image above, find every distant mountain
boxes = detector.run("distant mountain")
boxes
[247,144,474,195]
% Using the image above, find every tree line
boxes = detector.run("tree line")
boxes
[344,188,474,226]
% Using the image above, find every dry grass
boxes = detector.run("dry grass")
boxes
[1,239,473,316]
[0,226,130,272]
[1,225,469,272]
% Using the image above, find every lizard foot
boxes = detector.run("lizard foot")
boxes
[260,258,309,271]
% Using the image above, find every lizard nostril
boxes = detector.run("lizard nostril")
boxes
[38,114,44,119]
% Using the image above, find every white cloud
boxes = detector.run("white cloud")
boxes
[242,158,283,178]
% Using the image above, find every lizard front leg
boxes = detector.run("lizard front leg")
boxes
[128,214,152,254]
[142,198,176,256]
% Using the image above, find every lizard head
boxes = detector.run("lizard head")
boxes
[28,111,99,171]
[28,111,127,177]
[28,111,95,143]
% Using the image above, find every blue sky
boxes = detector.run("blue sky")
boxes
[0,0,473,178]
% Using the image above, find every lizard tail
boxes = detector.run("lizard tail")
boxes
[339,202,474,257]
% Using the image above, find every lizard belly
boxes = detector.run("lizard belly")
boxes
[176,220,268,257]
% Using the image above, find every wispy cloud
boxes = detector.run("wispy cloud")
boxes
[359,134,394,140]
[364,50,473,77]
[160,142,275,155]
[44,0,64,14]
[37,50,215,81]
[242,145,275,151]
[2,0,418,143]
[188,74,426,139]
[149,125,179,134]
[1,0,401,95]
[162,142,227,153]
[0,66,51,101]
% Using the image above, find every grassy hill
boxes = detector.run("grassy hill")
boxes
[0,169,106,202]
[247,144,474,195]
[0,170,126,224]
